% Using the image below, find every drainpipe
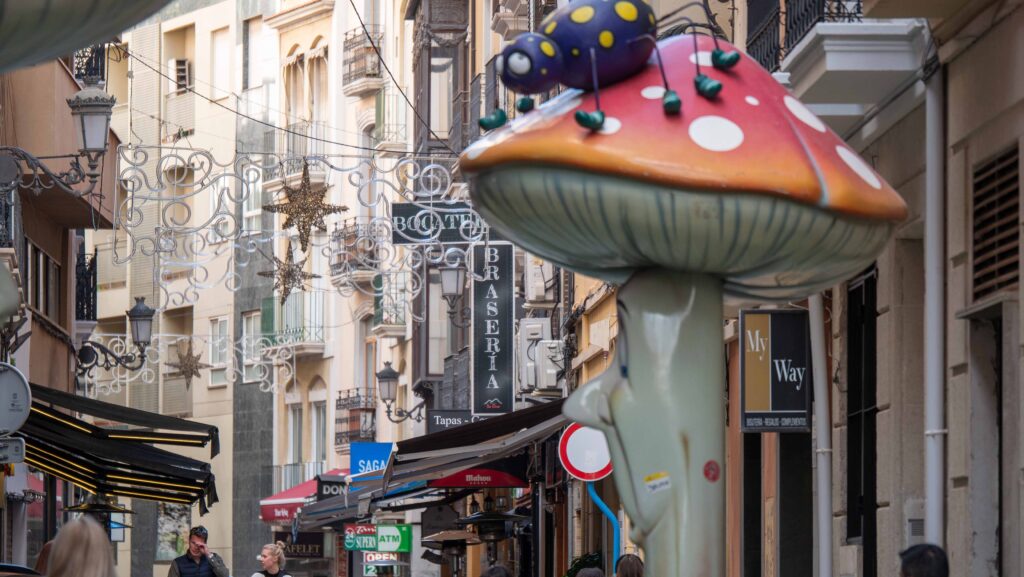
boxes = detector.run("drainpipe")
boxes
[809,293,832,577]
[923,65,945,546]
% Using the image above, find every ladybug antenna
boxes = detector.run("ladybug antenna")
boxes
[627,35,682,115]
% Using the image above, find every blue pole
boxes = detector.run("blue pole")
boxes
[586,481,621,571]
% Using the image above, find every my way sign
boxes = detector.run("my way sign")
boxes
[472,243,514,415]
[739,310,812,432]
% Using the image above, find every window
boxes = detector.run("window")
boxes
[242,311,261,383]
[427,270,449,374]
[243,17,264,90]
[971,145,1019,300]
[311,401,327,462]
[210,27,230,100]
[358,317,374,389]
[209,317,229,386]
[429,46,453,134]
[288,403,303,463]
[24,241,60,322]
[166,58,192,94]
[364,335,376,394]
[243,169,262,233]
[846,269,877,577]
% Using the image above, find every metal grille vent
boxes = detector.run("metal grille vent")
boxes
[972,145,1020,300]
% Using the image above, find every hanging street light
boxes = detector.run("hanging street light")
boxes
[77,297,157,377]
[376,361,425,423]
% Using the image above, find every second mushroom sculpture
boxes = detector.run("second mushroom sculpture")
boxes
[462,32,907,577]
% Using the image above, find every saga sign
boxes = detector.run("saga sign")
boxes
[472,243,514,415]
[740,310,812,432]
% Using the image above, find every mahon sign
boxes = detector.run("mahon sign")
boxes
[739,310,812,432]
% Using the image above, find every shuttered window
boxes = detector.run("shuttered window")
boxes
[972,145,1020,300]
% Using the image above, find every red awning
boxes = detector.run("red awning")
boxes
[260,469,344,524]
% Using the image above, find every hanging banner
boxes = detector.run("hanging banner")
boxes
[471,243,515,416]
[740,310,812,432]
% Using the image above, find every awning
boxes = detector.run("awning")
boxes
[259,469,345,524]
[17,386,220,513]
[297,481,430,530]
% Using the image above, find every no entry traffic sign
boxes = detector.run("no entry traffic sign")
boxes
[558,423,613,482]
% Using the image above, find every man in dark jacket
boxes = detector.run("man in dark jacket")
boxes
[167,526,230,577]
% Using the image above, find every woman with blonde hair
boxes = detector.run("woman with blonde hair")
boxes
[252,541,292,577]
[47,516,115,577]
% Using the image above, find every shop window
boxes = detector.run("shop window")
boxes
[846,268,877,577]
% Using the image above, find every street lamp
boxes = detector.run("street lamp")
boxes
[376,361,425,423]
[0,44,115,197]
[77,297,157,377]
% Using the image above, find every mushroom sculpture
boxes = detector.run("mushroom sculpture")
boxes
[461,33,906,577]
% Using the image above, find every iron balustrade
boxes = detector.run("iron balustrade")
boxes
[785,0,862,54]
[343,27,384,85]
[336,388,377,411]
[373,90,408,146]
[747,0,863,72]
[263,121,327,177]
[334,412,376,445]
[75,250,97,322]
[747,0,782,71]
[448,90,472,152]
[274,461,327,492]
[73,44,106,85]
[329,219,385,276]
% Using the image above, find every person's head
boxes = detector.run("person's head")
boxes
[615,554,643,577]
[578,568,605,577]
[47,516,115,577]
[481,565,512,577]
[259,541,287,572]
[188,526,209,558]
[899,544,948,577]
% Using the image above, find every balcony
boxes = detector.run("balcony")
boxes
[264,292,326,357]
[0,190,25,310]
[343,27,385,97]
[448,91,474,154]
[75,250,97,322]
[337,388,377,411]
[372,273,407,338]
[263,121,328,190]
[491,0,529,39]
[330,219,384,287]
[273,461,327,493]
[335,412,376,447]
[374,90,408,154]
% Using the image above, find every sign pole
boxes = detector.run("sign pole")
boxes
[586,481,620,570]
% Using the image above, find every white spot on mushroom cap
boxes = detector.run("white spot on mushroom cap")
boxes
[784,95,826,132]
[836,145,882,189]
[599,117,622,135]
[688,116,744,152]
[641,86,665,100]
[689,51,713,67]
[745,96,759,106]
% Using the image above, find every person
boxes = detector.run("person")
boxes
[899,544,948,577]
[577,568,605,577]
[252,541,292,577]
[168,526,230,577]
[481,566,512,577]
[615,553,643,577]
[46,516,115,577]
[33,540,53,575]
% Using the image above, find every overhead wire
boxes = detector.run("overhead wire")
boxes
[118,45,456,157]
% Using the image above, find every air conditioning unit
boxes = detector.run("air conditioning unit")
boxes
[534,339,565,394]
[517,317,551,392]
[523,253,555,310]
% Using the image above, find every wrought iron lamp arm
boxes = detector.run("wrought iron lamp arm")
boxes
[76,339,148,377]
[383,398,426,423]
[0,146,100,197]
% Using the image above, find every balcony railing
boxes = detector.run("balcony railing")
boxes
[747,0,863,71]
[73,44,106,85]
[270,291,325,346]
[343,27,384,85]
[448,91,472,152]
[374,90,408,148]
[335,413,376,446]
[336,388,377,411]
[330,219,385,277]
[264,121,327,178]
[75,250,97,322]
[373,272,407,331]
[274,461,327,493]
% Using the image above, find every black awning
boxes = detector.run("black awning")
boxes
[30,384,219,456]
[395,399,565,455]
[17,396,219,514]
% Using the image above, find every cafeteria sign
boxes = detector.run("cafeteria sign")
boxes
[343,524,413,553]
[740,310,812,432]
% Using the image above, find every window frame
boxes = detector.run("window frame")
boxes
[241,311,261,383]
[208,316,229,387]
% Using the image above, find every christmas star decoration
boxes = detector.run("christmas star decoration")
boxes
[258,242,320,305]
[263,160,347,252]
[166,339,210,390]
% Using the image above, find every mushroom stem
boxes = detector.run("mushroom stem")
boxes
[564,269,725,577]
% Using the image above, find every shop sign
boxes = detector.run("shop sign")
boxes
[362,552,399,576]
[316,477,347,501]
[428,453,530,488]
[740,310,812,432]
[391,202,484,245]
[0,437,24,464]
[0,363,30,434]
[471,243,515,416]
[351,442,393,480]
[425,409,472,434]
[343,524,378,551]
[375,524,412,553]
[273,531,324,558]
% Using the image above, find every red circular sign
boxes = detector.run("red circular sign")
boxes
[558,423,613,482]
[703,460,720,483]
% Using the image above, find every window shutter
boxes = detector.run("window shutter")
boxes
[972,145,1020,301]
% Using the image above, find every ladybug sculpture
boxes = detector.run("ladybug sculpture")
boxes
[479,0,741,131]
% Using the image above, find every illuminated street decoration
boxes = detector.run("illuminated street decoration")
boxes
[262,160,347,253]
[462,31,907,577]
[164,339,210,389]
[258,242,320,305]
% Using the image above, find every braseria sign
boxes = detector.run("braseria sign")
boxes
[342,524,413,553]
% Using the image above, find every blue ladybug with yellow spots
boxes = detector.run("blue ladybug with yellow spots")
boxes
[477,0,742,132]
